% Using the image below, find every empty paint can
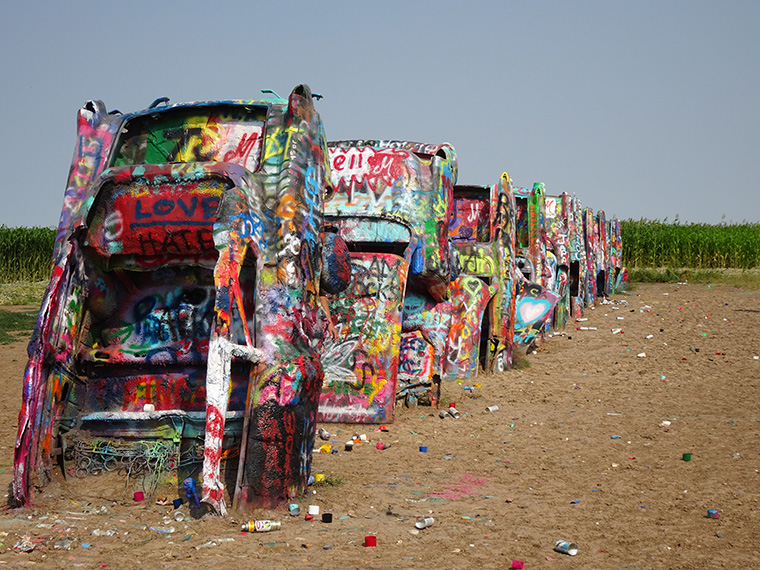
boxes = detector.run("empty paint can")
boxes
[364,535,377,547]
[345,441,354,451]
[707,509,720,519]
[308,505,320,516]
[318,428,330,440]
[414,516,435,529]
[682,453,692,461]
[511,561,524,570]
[133,491,144,502]
[419,446,428,453]
[554,540,578,556]
[322,513,333,523]
[288,503,301,517]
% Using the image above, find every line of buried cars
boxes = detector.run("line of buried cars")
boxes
[13,85,625,514]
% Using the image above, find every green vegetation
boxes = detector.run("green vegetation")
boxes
[0,281,48,306]
[621,219,760,269]
[0,225,55,283]
[621,219,760,288]
[0,309,37,344]
[313,474,343,487]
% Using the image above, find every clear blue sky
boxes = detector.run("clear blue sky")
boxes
[1,1,757,227]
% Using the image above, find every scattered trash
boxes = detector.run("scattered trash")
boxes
[149,526,175,534]
[448,405,461,419]
[511,561,525,569]
[637,352,646,358]
[376,442,390,450]
[322,513,333,523]
[92,529,117,536]
[659,420,671,427]
[570,500,580,504]
[419,446,428,453]
[486,405,500,412]
[196,538,235,549]
[707,509,720,519]
[13,536,35,552]
[289,503,301,516]
[364,535,377,547]
[682,453,692,462]
[318,428,331,440]
[439,410,449,419]
[554,539,579,556]
[308,505,320,516]
[242,520,282,532]
[172,497,184,509]
[611,328,622,334]
[54,537,75,550]
[415,516,435,529]
[133,491,145,502]
[610,435,622,439]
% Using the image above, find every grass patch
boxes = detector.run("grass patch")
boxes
[627,267,760,289]
[0,281,47,306]
[313,474,343,487]
[0,309,37,344]
[513,353,531,370]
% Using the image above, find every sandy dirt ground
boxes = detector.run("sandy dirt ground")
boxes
[0,282,758,569]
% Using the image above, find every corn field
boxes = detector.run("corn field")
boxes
[0,226,56,283]
[2,222,760,284]
[621,219,760,269]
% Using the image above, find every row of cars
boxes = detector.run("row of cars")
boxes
[13,85,624,514]
[319,144,626,424]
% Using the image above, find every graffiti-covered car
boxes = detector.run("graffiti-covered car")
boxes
[319,140,458,422]
[544,193,572,330]
[513,183,559,347]
[14,85,345,515]
[450,173,518,373]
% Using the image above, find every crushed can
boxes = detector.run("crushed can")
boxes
[554,539,578,555]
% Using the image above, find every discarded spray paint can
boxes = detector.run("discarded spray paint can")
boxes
[486,405,500,412]
[242,520,282,533]
[439,410,449,419]
[448,406,461,419]
[707,509,720,519]
[414,516,435,529]
[554,540,578,555]
[318,428,331,441]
